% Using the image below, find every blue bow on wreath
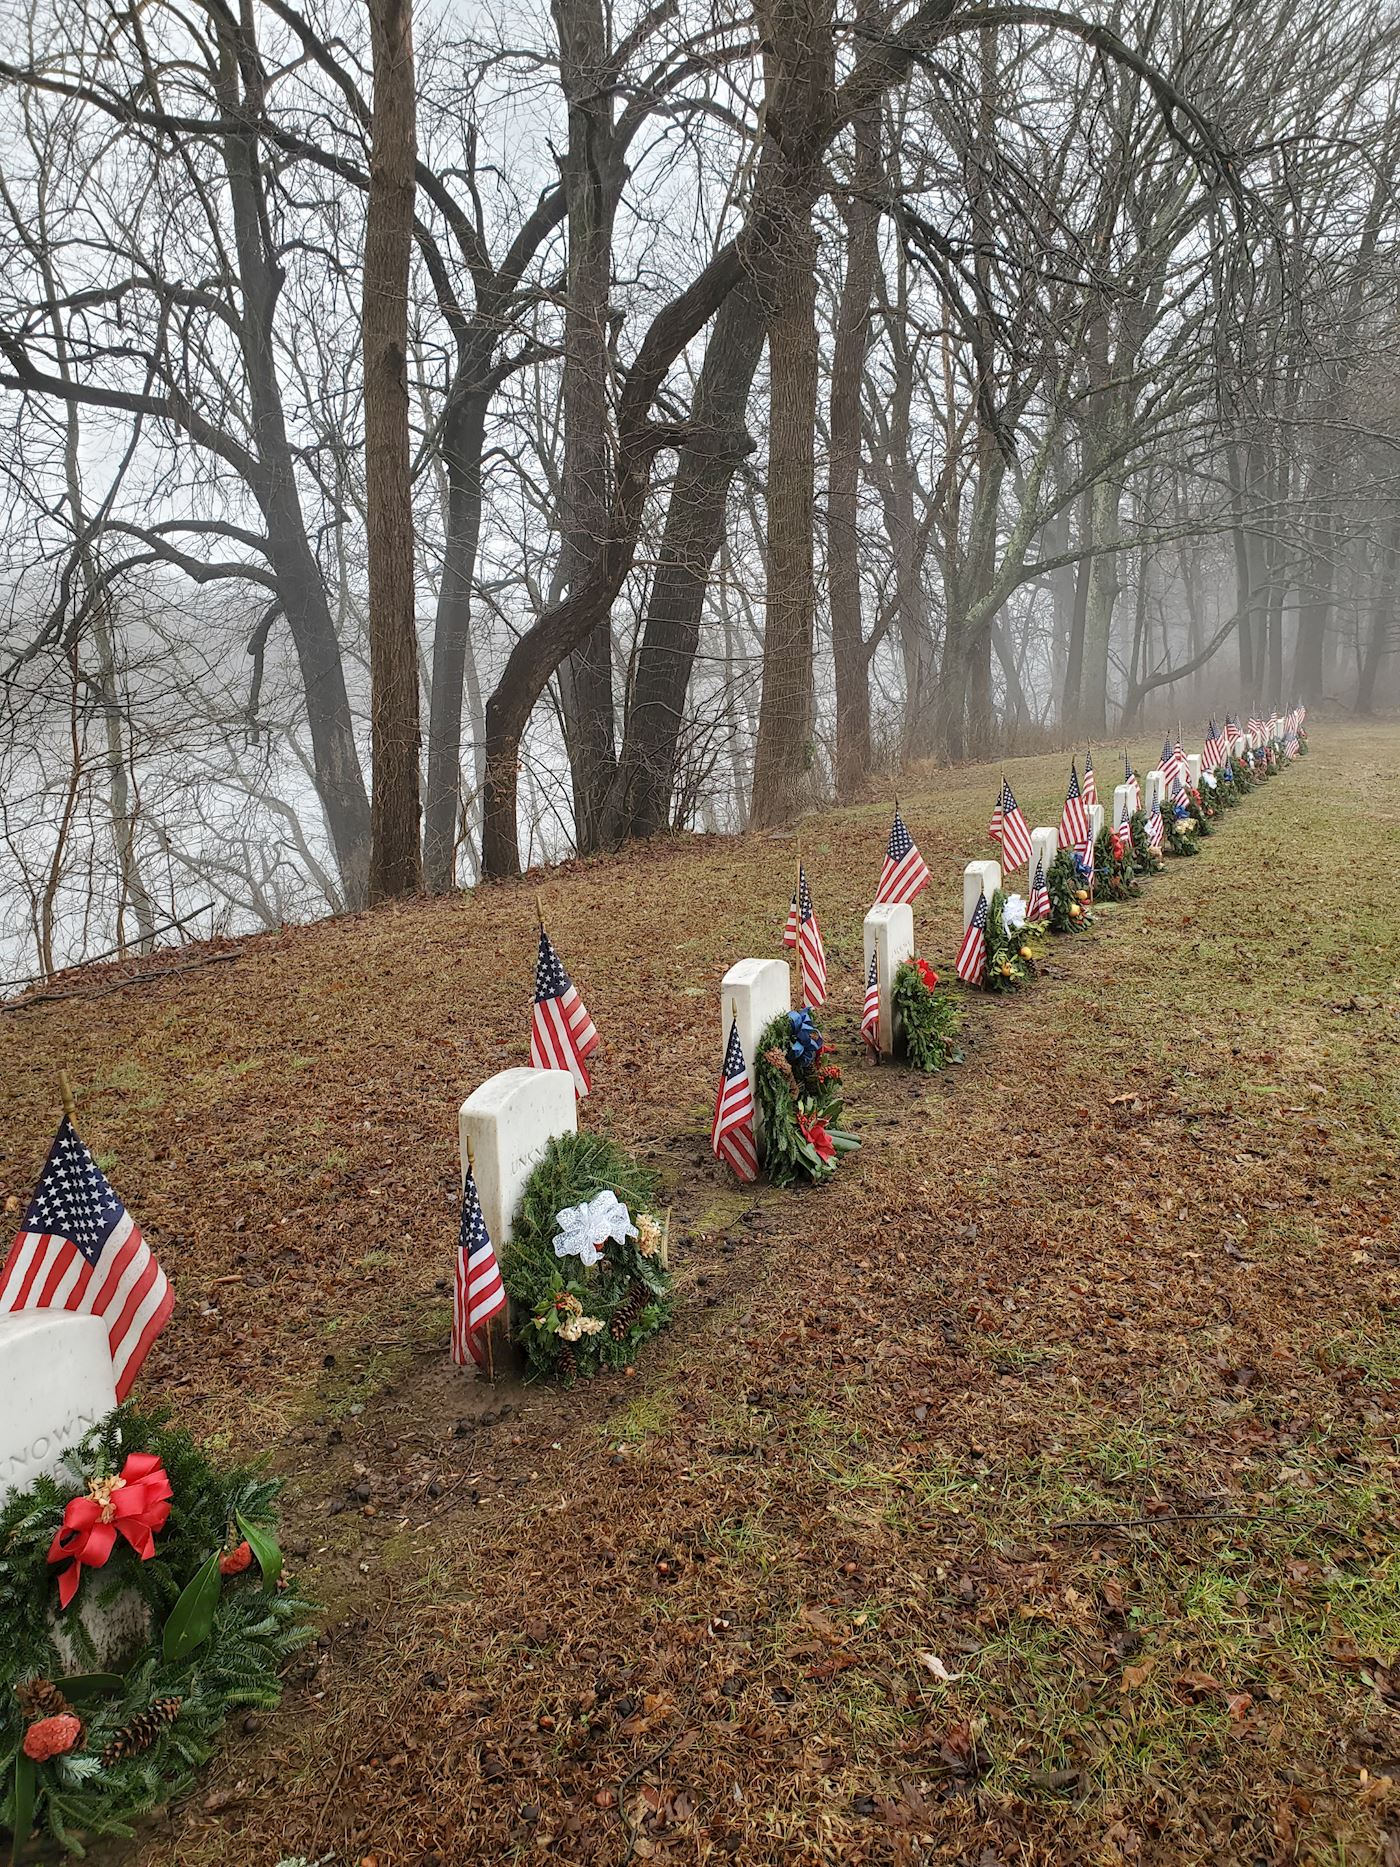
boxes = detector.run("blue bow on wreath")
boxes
[1072,849,1093,881]
[1173,798,1191,821]
[787,1008,822,1070]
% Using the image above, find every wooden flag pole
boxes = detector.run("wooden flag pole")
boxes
[59,1070,76,1122]
[464,1134,495,1384]
[535,893,545,932]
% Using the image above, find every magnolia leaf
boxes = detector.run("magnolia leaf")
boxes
[235,1512,283,1590]
[10,1753,35,1865]
[163,1550,222,1662]
[58,1672,123,1705]
[917,1651,961,1682]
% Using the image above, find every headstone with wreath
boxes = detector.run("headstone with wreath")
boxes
[862,903,914,1058]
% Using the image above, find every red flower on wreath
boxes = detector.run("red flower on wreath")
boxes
[914,958,939,992]
[797,1110,836,1165]
[47,1452,173,1610]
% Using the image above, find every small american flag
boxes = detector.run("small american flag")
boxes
[1247,713,1266,741]
[989,779,1033,870]
[874,807,930,906]
[1203,720,1229,769]
[1147,806,1165,851]
[955,893,988,986]
[860,950,881,1053]
[452,1163,506,1368]
[1060,761,1090,850]
[792,866,827,1008]
[1028,858,1050,922]
[711,1019,758,1183]
[0,1116,173,1401]
[1122,750,1140,812]
[1161,735,1187,794]
[531,928,600,1097]
[1082,751,1098,809]
[782,893,798,947]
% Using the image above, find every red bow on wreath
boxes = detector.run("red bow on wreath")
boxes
[47,1453,173,1609]
[914,958,939,993]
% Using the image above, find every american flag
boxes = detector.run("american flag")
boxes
[1147,806,1165,851]
[988,779,1033,870]
[1203,720,1229,769]
[791,865,827,1007]
[1122,751,1140,813]
[1247,713,1266,742]
[1284,724,1299,759]
[955,893,989,986]
[1161,735,1187,794]
[711,1018,758,1183]
[782,893,798,948]
[860,950,881,1053]
[1028,858,1051,922]
[1074,841,1095,895]
[874,807,930,906]
[1082,751,1098,809]
[1060,761,1090,850]
[531,928,600,1096]
[452,1163,506,1368]
[0,1116,172,1402]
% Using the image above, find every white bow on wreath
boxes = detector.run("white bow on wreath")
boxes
[1002,893,1028,931]
[552,1190,637,1268]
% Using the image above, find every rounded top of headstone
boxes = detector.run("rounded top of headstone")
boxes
[460,1066,577,1119]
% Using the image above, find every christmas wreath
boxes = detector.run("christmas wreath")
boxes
[890,959,963,1072]
[1046,849,1093,933]
[1162,801,1200,856]
[1128,807,1162,873]
[1183,783,1215,834]
[1,1407,312,1857]
[1231,756,1255,796]
[983,889,1043,992]
[1211,766,1241,808]
[1297,728,1310,755]
[504,1131,672,1384]
[754,1009,860,1186]
[1093,827,1140,901]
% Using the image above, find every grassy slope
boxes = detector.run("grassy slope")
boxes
[2,726,1398,1866]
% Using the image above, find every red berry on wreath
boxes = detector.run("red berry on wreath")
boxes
[23,1714,84,1761]
[219,1540,254,1576]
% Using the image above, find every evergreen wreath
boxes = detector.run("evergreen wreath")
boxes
[1297,729,1310,755]
[504,1131,671,1384]
[1183,783,1216,833]
[1230,756,1255,795]
[1046,849,1093,933]
[1162,804,1200,856]
[1093,827,1140,901]
[1128,807,1162,873]
[983,889,1042,992]
[1,1407,312,1858]
[1211,766,1241,808]
[890,959,963,1072]
[754,1010,859,1186]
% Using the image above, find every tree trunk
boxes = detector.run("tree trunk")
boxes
[747,0,832,830]
[1079,468,1123,736]
[423,390,490,890]
[363,0,421,901]
[1357,513,1400,712]
[553,0,621,855]
[603,278,765,844]
[212,13,372,902]
[749,203,822,826]
[828,82,880,800]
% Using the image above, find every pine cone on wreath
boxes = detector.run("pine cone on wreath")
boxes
[556,1345,577,1383]
[609,1284,647,1341]
[16,1678,69,1721]
[100,1697,182,1767]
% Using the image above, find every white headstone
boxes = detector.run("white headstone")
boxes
[0,1313,117,1507]
[1232,734,1248,760]
[1028,826,1058,885]
[720,957,791,1138]
[459,1067,577,1252]
[1087,803,1104,847]
[1111,782,1134,830]
[1186,753,1202,789]
[963,859,1001,929]
[1145,769,1165,815]
[862,904,914,1058]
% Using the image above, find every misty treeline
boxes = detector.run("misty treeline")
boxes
[0,0,1397,973]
